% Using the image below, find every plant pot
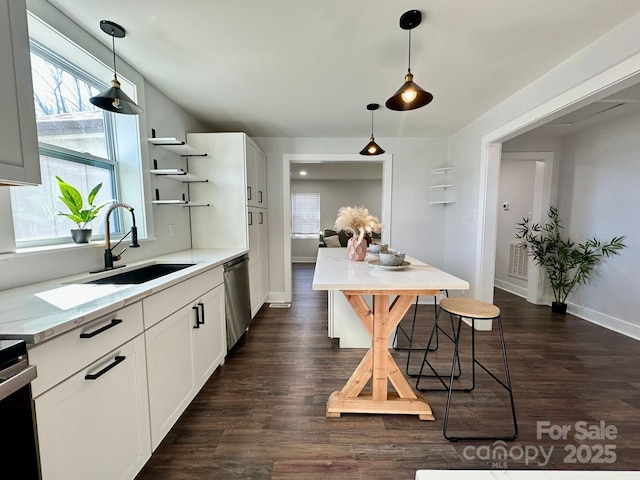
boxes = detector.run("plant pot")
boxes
[551,301,567,314]
[71,229,92,244]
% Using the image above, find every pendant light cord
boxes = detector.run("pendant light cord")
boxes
[407,29,412,72]
[370,110,374,136]
[111,32,118,80]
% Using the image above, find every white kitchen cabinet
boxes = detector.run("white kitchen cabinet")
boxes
[145,301,196,449]
[0,0,40,186]
[188,132,269,314]
[144,268,226,450]
[35,334,150,480]
[248,207,269,316]
[192,283,226,387]
[246,140,267,207]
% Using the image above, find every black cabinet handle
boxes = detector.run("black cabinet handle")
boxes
[258,190,263,204]
[198,302,205,325]
[193,305,200,328]
[85,356,126,380]
[247,186,252,201]
[80,319,123,339]
[248,211,253,226]
[259,212,263,224]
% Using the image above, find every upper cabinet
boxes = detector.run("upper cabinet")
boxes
[246,141,267,207]
[0,0,41,186]
[187,132,268,249]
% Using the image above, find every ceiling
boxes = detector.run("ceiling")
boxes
[46,0,640,139]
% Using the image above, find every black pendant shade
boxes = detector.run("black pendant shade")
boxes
[90,20,143,115]
[386,10,433,111]
[359,103,385,156]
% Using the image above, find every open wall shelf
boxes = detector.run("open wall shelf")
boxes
[428,166,456,205]
[147,137,208,157]
[149,167,208,183]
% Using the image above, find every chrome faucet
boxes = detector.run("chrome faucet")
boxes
[99,202,140,272]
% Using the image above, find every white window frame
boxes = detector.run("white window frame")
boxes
[0,7,150,255]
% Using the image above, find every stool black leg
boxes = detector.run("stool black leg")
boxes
[443,316,518,442]
[415,306,463,391]
[394,295,443,377]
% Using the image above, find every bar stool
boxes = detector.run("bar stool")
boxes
[416,297,518,442]
[393,290,458,377]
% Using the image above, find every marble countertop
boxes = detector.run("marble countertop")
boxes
[312,247,469,291]
[0,248,247,345]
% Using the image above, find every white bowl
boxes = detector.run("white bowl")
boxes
[378,251,405,266]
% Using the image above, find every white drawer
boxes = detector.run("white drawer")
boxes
[30,302,143,398]
[143,266,223,329]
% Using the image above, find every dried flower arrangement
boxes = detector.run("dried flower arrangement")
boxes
[334,205,384,241]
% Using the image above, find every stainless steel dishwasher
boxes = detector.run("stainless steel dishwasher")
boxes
[223,254,252,349]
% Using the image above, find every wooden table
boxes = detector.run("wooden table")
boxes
[312,248,469,420]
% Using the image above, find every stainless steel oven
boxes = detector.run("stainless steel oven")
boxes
[0,339,40,479]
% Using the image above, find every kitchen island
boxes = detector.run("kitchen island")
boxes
[312,247,469,420]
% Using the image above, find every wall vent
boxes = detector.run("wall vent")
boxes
[508,241,528,280]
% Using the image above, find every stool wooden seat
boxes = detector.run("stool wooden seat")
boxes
[416,297,518,442]
[439,297,500,319]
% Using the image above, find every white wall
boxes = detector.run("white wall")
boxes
[556,108,640,335]
[290,178,382,261]
[494,159,536,295]
[256,137,448,298]
[445,11,640,300]
[0,2,210,290]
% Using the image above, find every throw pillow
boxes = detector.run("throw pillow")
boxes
[324,235,342,248]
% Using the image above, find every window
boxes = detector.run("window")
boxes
[291,192,320,239]
[10,42,119,246]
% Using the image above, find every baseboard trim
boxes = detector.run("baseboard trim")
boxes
[292,257,316,263]
[567,303,640,341]
[494,279,527,299]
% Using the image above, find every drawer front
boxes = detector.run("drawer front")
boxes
[143,266,223,329]
[30,302,143,398]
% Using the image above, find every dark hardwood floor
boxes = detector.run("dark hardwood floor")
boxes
[136,263,640,479]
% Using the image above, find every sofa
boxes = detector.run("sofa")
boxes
[318,229,349,248]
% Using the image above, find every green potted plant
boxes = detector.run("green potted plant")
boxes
[56,176,112,243]
[516,205,625,314]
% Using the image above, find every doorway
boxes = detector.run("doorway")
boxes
[476,56,640,302]
[282,153,393,303]
[495,152,553,305]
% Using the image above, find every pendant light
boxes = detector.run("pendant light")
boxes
[359,103,385,156]
[90,20,143,115]
[385,10,433,111]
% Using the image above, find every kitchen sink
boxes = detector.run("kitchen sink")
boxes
[85,263,196,285]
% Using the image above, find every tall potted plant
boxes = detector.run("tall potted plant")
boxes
[56,176,112,243]
[516,206,625,314]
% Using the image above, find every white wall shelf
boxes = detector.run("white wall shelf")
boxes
[153,189,210,207]
[149,168,208,183]
[151,199,210,207]
[430,166,456,175]
[429,166,456,205]
[147,137,207,157]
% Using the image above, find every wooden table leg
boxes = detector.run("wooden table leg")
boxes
[326,291,435,421]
